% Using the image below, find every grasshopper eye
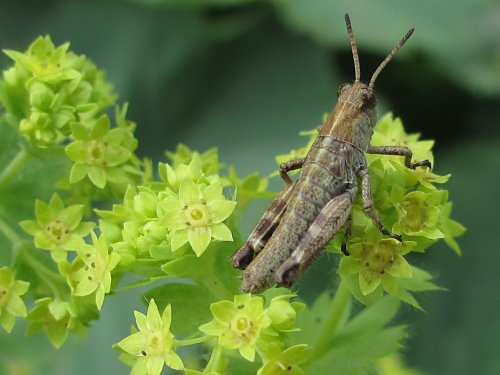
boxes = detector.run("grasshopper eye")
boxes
[360,88,376,107]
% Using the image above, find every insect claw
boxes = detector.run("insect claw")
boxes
[412,159,432,170]
[341,241,350,256]
[382,228,403,242]
[393,233,403,242]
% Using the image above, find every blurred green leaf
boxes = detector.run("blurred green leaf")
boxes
[271,0,500,95]
[307,297,406,374]
[144,281,213,336]
[0,120,69,265]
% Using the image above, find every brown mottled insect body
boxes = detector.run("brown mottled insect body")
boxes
[240,138,364,292]
[233,14,430,293]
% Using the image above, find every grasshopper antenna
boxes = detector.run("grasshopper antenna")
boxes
[369,27,414,88]
[344,14,361,83]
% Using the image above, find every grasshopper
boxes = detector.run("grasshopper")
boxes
[232,14,431,293]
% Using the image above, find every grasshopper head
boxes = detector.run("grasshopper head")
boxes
[321,16,414,150]
[336,81,377,126]
[341,13,414,127]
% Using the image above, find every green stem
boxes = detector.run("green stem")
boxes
[204,342,223,373]
[174,335,213,347]
[0,217,22,248]
[0,147,30,188]
[309,280,351,362]
[21,248,67,299]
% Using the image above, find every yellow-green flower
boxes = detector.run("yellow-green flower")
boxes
[165,144,222,176]
[26,298,84,348]
[266,294,304,332]
[0,267,29,332]
[391,186,445,240]
[69,232,120,310]
[161,179,236,256]
[115,300,183,375]
[339,238,415,295]
[19,193,94,262]
[3,36,77,82]
[66,115,136,188]
[258,344,311,375]
[199,294,272,362]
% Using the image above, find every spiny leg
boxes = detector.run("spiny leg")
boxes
[232,181,296,269]
[367,145,432,170]
[275,188,356,287]
[359,168,402,242]
[341,213,352,256]
[280,158,305,185]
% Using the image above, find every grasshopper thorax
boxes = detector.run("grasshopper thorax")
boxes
[319,81,377,152]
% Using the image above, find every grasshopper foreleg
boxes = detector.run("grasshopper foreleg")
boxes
[359,168,403,242]
[232,181,296,269]
[275,187,356,287]
[367,145,432,170]
[279,158,305,185]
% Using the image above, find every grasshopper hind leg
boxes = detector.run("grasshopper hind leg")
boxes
[276,188,356,287]
[232,181,297,269]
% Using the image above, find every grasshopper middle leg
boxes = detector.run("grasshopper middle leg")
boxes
[358,168,402,242]
[280,158,305,185]
[367,145,432,170]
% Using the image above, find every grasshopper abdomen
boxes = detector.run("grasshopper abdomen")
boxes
[241,137,362,292]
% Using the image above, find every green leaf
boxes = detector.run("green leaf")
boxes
[143,282,213,336]
[307,298,406,374]
[271,0,500,94]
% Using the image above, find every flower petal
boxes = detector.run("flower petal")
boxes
[359,270,381,295]
[164,351,184,370]
[171,229,188,251]
[188,227,212,256]
[118,332,148,354]
[210,300,237,324]
[87,165,107,188]
[387,255,413,278]
[202,182,223,201]
[179,179,202,205]
[146,299,162,331]
[210,223,233,242]
[161,304,172,329]
[69,162,87,184]
[207,200,237,223]
[239,343,256,362]
[146,355,164,375]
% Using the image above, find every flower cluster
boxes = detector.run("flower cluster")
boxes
[98,151,237,264]
[199,293,309,374]
[2,36,114,146]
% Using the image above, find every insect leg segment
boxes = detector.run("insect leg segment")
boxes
[275,186,357,287]
[341,213,352,256]
[232,181,296,269]
[367,145,432,170]
[358,168,403,242]
[279,158,305,185]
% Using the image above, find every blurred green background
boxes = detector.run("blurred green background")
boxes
[0,0,499,374]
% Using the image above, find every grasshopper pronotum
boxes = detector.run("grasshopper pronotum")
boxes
[232,14,431,293]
